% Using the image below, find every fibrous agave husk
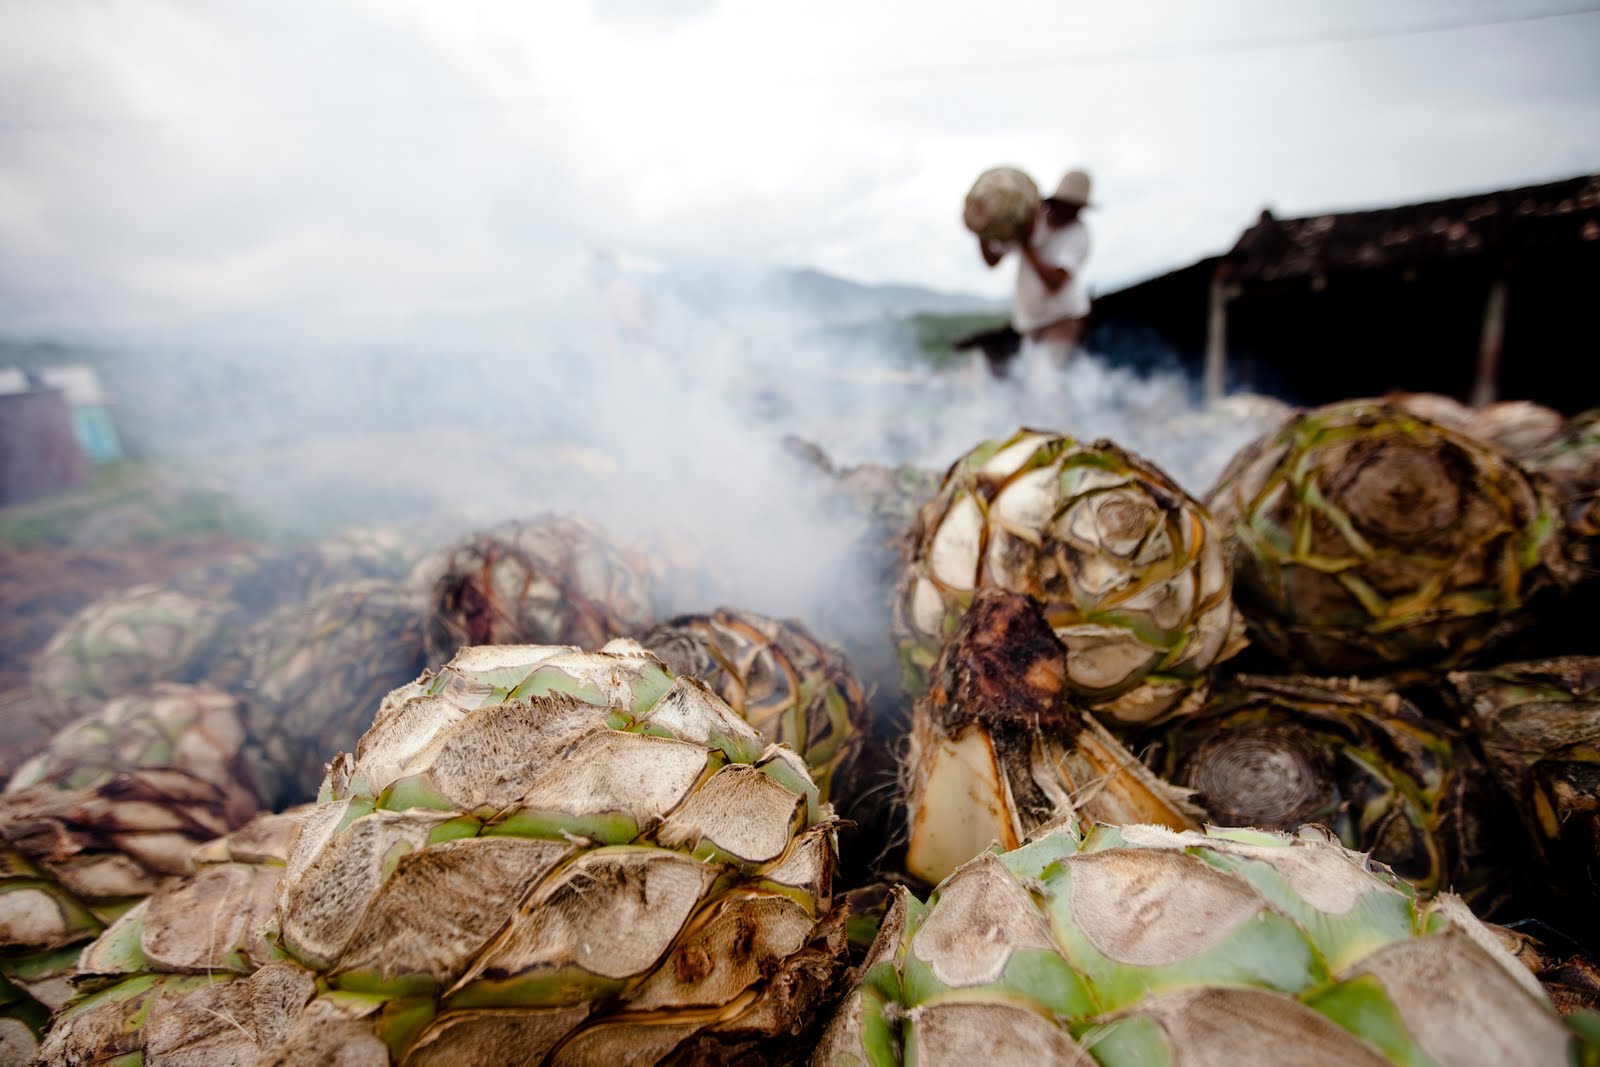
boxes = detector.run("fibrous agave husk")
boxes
[0,684,273,1056]
[1388,391,1474,430]
[1390,394,1567,461]
[26,526,429,738]
[47,643,849,1065]
[1208,399,1571,674]
[173,525,426,611]
[1491,921,1600,1017]
[38,809,312,1065]
[894,429,1244,727]
[29,585,234,728]
[1521,408,1600,581]
[902,589,1200,886]
[1146,674,1504,903]
[1462,400,1566,460]
[640,608,868,806]
[414,514,656,665]
[815,822,1588,1067]
[210,578,428,806]
[1447,657,1600,913]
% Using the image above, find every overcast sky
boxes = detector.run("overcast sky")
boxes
[2,0,1599,333]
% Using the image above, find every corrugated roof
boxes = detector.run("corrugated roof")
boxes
[1226,173,1600,282]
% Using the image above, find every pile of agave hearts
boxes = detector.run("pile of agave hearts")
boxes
[4,395,1600,1065]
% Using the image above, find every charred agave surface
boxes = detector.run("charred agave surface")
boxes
[416,514,656,663]
[640,608,868,805]
[1147,675,1503,902]
[903,589,1198,885]
[1521,408,1600,584]
[1492,921,1600,1017]
[1448,657,1600,916]
[895,429,1242,728]
[1208,400,1570,675]
[816,822,1584,1067]
[0,684,273,1055]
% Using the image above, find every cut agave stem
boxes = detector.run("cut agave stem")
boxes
[903,589,1200,885]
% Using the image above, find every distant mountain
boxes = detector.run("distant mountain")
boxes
[775,268,1004,321]
[654,261,1003,325]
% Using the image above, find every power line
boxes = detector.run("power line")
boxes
[850,3,1600,86]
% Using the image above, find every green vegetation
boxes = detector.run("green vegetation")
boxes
[908,310,1010,370]
[0,462,265,548]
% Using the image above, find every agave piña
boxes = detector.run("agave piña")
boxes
[1209,399,1569,673]
[895,430,1241,727]
[46,642,847,1065]
[817,822,1587,1066]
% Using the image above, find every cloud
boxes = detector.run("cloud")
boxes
[1,0,1597,330]
[587,0,719,39]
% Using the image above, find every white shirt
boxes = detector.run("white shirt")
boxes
[1013,216,1090,333]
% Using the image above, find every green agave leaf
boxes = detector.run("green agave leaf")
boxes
[1197,850,1417,975]
[1073,1014,1174,1067]
[1302,973,1436,1067]
[1038,861,1320,1011]
[486,808,638,847]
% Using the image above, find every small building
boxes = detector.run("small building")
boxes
[0,363,124,464]
[39,364,124,464]
[0,383,89,505]
[1089,173,1600,411]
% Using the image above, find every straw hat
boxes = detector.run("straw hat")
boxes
[1047,169,1093,207]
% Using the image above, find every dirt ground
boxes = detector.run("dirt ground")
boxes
[0,535,254,774]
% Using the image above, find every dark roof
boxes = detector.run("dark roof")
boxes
[1225,173,1600,283]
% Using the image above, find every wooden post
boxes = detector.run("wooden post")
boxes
[1470,276,1507,408]
[1204,266,1230,406]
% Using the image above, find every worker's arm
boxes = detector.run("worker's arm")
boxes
[978,236,1009,267]
[1017,238,1070,292]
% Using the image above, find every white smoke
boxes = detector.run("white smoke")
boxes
[803,344,1284,497]
[20,252,1288,651]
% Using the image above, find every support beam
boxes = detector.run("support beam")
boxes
[1471,276,1508,408]
[1204,269,1231,406]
